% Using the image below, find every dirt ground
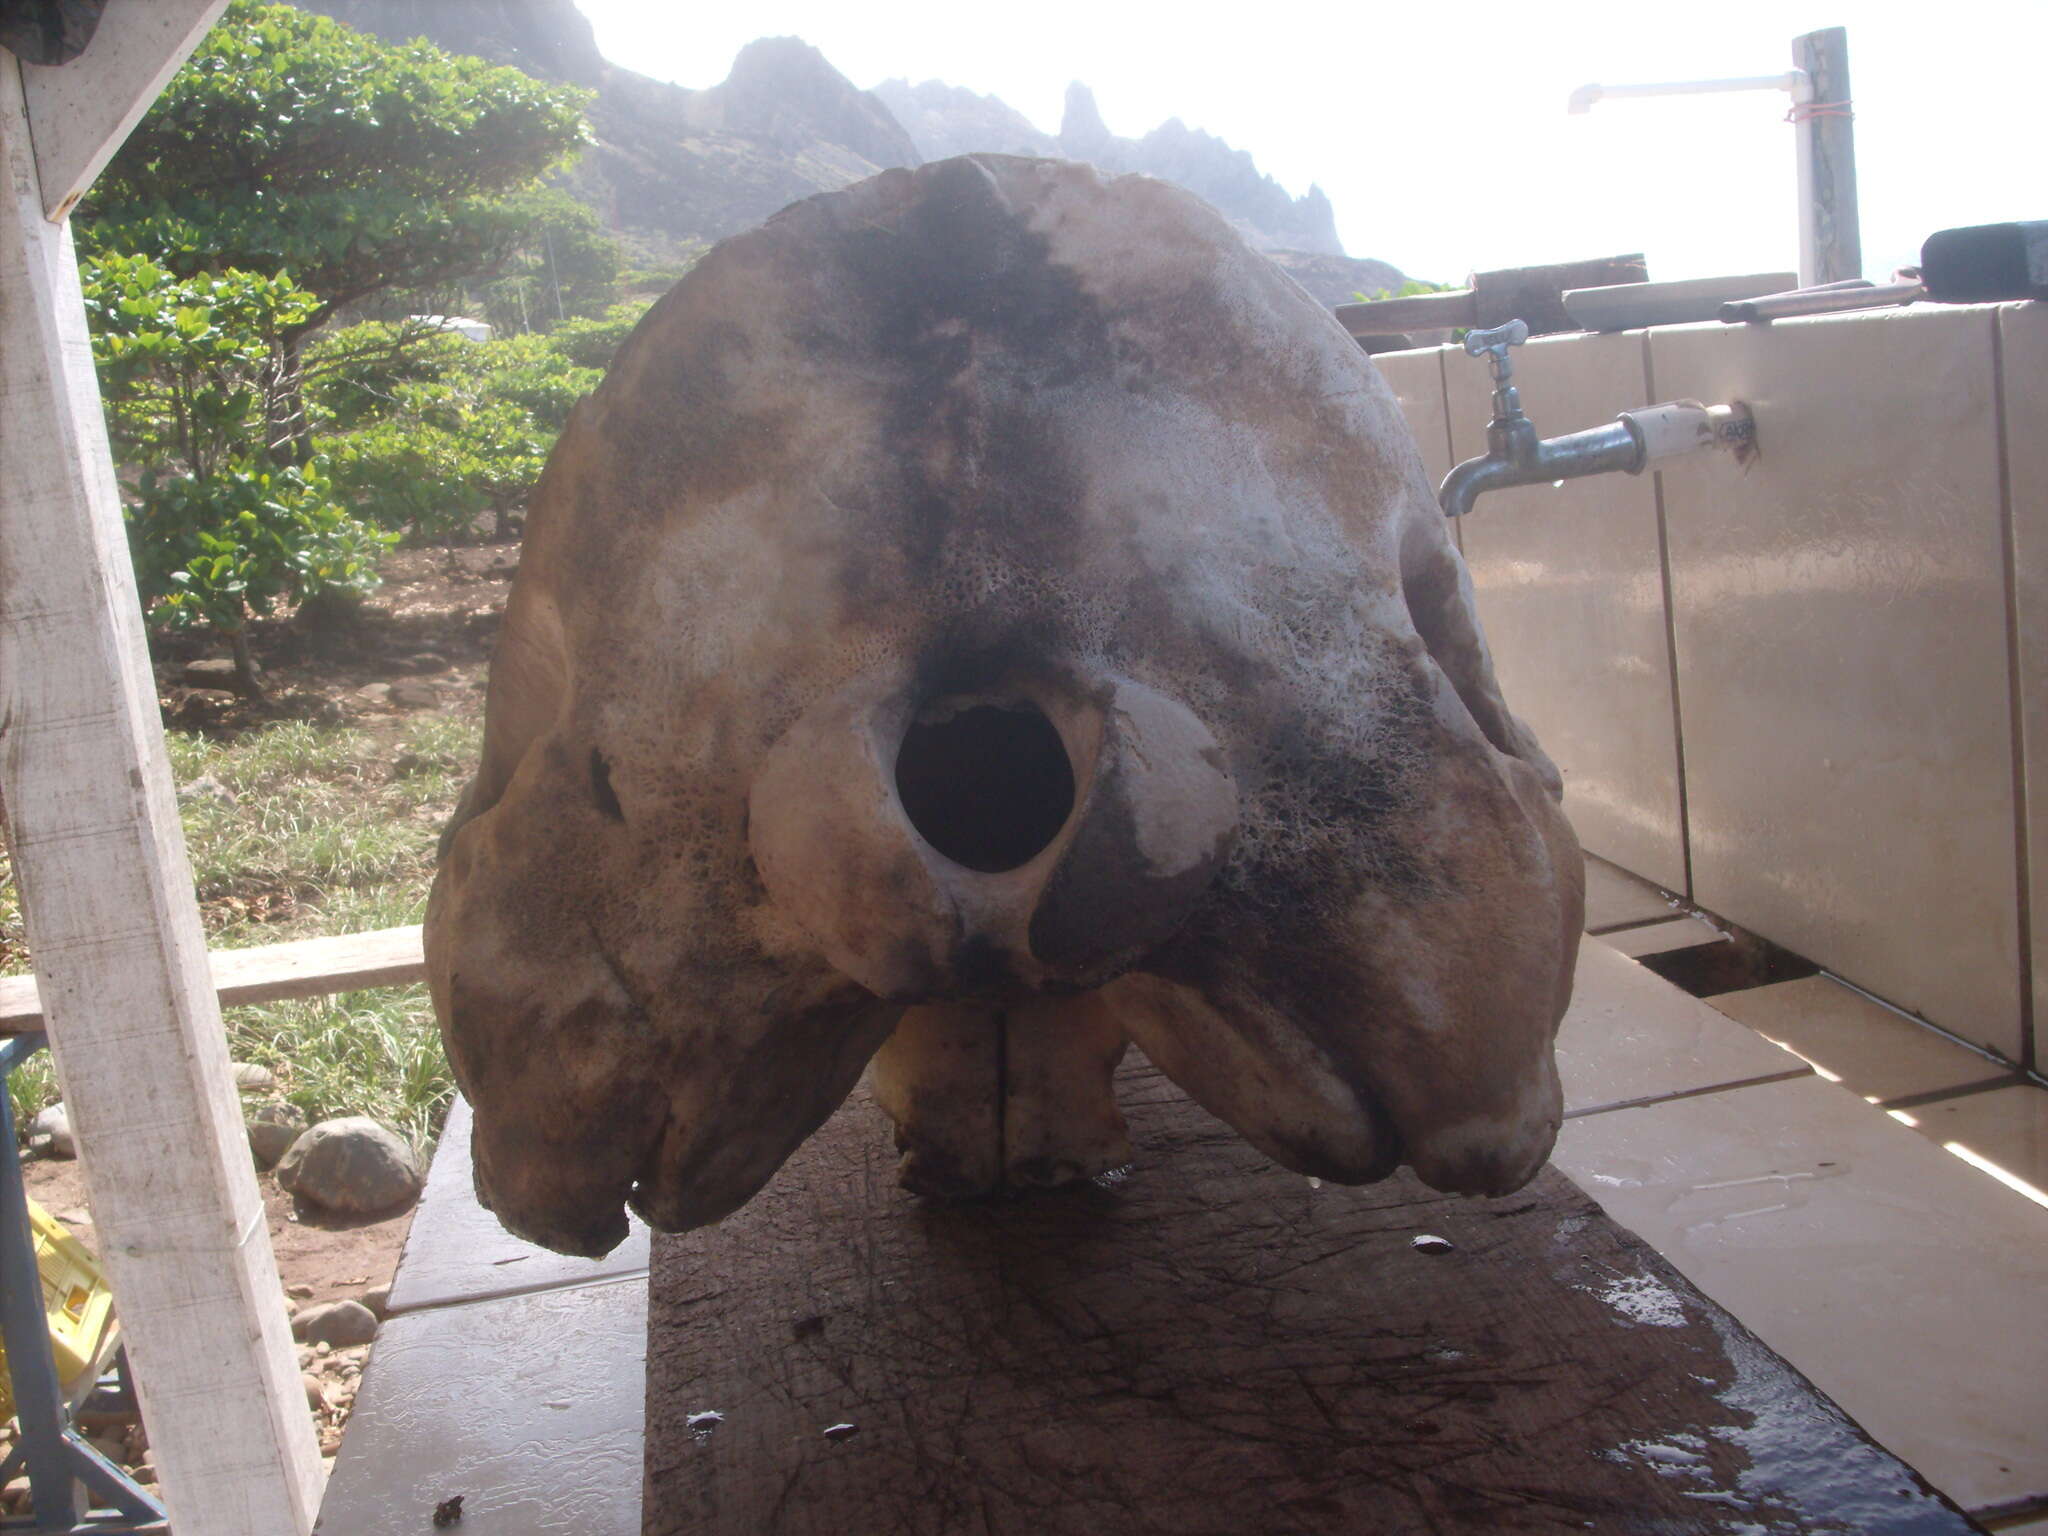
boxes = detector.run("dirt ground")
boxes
[22,1155,413,1312]
[3,534,522,1505]
[152,537,515,741]
[11,1059,416,1495]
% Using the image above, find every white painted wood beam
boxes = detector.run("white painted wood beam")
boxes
[0,55,322,1536]
[17,0,227,221]
[1,924,430,1031]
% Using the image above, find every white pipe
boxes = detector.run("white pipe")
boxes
[1788,71,1818,286]
[1567,72,1804,114]
[1569,68,1818,284]
[1619,400,1755,467]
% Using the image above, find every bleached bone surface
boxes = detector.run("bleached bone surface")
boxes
[425,154,1582,1257]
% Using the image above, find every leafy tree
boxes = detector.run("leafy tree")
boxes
[83,252,393,693]
[547,300,655,370]
[309,321,621,540]
[618,248,707,302]
[82,0,593,456]
[1353,278,1459,303]
[84,1,592,328]
[464,187,622,336]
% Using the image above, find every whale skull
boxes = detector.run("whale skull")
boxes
[425,154,1583,1257]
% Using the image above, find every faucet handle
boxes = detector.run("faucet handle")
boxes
[1463,319,1529,384]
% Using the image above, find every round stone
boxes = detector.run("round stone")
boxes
[292,1301,379,1349]
[247,1099,307,1170]
[275,1116,422,1215]
[30,1103,74,1159]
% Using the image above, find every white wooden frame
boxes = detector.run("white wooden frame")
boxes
[1,925,428,1031]
[0,2,325,1529]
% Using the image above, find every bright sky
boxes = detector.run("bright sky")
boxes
[575,0,2040,285]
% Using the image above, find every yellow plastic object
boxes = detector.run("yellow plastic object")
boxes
[0,1198,118,1423]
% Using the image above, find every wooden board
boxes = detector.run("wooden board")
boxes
[0,53,321,1535]
[0,923,426,1032]
[645,1065,1977,1534]
[17,0,227,220]
[1335,255,1651,341]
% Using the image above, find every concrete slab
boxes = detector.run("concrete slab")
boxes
[1555,1073,2048,1509]
[384,1097,649,1316]
[1599,914,1725,959]
[1454,332,1688,890]
[1369,344,1453,488]
[1901,1084,2048,1198]
[2002,303,2048,1069]
[1582,854,1679,933]
[1710,975,2000,1105]
[1655,307,2024,1058]
[315,1276,644,1536]
[1556,938,1808,1117]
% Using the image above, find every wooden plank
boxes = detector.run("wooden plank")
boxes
[1,924,427,1032]
[0,57,322,1536]
[1335,288,1477,336]
[208,922,426,1006]
[16,0,227,221]
[316,1278,646,1536]
[644,1065,1976,1534]
[1469,253,1648,334]
[1336,255,1650,341]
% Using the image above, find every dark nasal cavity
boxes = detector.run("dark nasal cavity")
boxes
[895,702,1075,873]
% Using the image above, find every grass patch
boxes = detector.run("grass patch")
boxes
[228,986,454,1154]
[4,709,482,1152]
[5,1053,58,1143]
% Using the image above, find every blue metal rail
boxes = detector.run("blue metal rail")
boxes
[0,1035,166,1534]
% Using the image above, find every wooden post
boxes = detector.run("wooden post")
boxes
[20,0,227,221]
[0,46,322,1536]
[1794,27,1860,285]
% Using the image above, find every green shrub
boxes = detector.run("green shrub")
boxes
[129,458,390,639]
[548,299,654,370]
[309,321,606,538]
[83,252,393,688]
[83,0,592,327]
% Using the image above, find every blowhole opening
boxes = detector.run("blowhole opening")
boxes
[895,699,1076,873]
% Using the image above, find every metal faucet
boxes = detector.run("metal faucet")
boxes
[1437,320,1754,519]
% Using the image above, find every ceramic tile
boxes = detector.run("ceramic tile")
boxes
[1582,853,1678,932]
[1652,307,2024,1059]
[1898,1085,2048,1197]
[1554,1074,2048,1508]
[1600,914,1724,959]
[316,1277,643,1535]
[384,1096,649,1315]
[1708,976,1999,1105]
[1556,938,1806,1116]
[1999,304,2048,1066]
[1450,330,1688,892]
[1372,344,1454,489]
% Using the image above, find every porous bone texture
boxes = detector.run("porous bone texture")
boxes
[425,155,1582,1256]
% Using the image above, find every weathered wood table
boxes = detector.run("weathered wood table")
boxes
[645,1065,1979,1534]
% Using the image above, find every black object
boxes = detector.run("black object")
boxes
[1921,221,2048,302]
[0,0,107,65]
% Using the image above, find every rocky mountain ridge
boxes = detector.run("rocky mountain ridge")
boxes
[872,79,1360,266]
[295,0,1404,301]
